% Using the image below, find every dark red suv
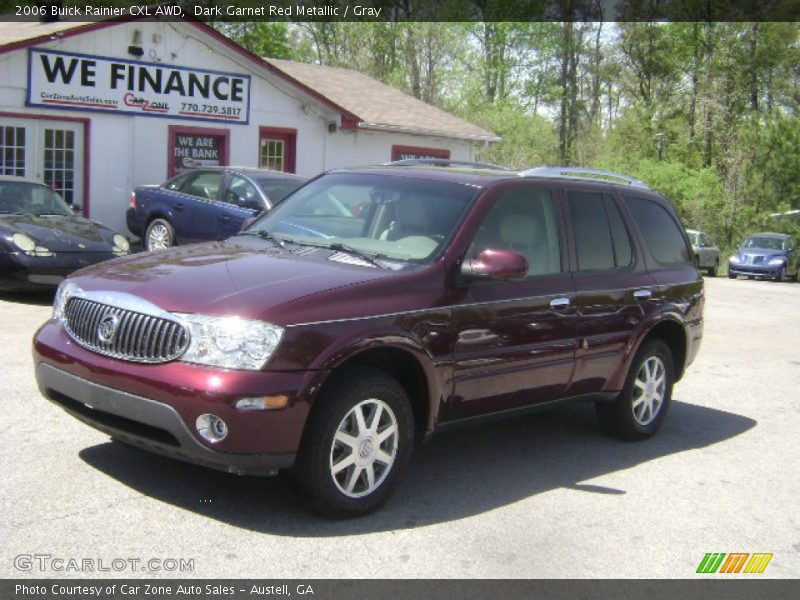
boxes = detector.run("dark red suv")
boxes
[33,164,704,517]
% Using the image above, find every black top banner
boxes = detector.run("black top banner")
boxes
[1,0,799,23]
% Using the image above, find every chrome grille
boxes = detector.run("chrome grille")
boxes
[64,297,189,363]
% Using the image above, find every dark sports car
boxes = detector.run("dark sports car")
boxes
[0,177,130,291]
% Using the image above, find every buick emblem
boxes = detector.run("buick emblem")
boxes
[97,313,120,344]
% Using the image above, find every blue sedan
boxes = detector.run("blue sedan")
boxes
[728,232,798,281]
[127,167,307,251]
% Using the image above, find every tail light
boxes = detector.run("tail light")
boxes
[129,192,137,209]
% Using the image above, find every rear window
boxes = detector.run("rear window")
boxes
[624,195,691,265]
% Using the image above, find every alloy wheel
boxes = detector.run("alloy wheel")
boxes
[329,398,398,498]
[631,356,666,426]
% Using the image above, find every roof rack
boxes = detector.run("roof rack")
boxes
[384,158,513,172]
[520,166,650,189]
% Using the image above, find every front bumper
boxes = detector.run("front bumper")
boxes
[0,250,120,291]
[37,363,294,476]
[729,263,785,278]
[34,320,329,475]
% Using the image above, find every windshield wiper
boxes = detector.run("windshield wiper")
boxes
[320,242,384,267]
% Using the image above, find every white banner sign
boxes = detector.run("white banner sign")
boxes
[28,49,251,124]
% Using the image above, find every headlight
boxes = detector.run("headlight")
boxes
[174,314,283,370]
[768,257,786,266]
[728,255,740,264]
[112,234,130,254]
[53,280,81,321]
[11,232,53,257]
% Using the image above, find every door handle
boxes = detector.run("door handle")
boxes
[634,289,653,301]
[550,297,571,310]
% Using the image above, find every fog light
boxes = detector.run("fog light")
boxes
[196,414,228,443]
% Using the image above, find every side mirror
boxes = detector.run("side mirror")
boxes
[461,248,528,280]
[72,205,83,215]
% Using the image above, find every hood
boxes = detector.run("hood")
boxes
[68,239,399,323]
[0,214,116,252]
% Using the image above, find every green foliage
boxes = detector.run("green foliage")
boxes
[459,102,558,169]
[210,20,800,246]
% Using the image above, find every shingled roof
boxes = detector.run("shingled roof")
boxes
[265,58,500,142]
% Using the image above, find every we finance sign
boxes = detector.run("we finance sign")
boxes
[28,49,251,124]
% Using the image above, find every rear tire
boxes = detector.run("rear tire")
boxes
[596,339,674,441]
[145,218,175,251]
[289,367,415,518]
[727,271,736,279]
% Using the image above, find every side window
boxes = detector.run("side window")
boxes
[225,175,262,209]
[568,191,615,271]
[180,171,223,201]
[468,188,561,277]
[624,195,692,265]
[164,172,192,191]
[605,194,633,267]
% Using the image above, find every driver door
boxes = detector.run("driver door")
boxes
[446,183,578,421]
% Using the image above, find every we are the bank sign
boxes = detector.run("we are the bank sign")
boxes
[27,49,251,124]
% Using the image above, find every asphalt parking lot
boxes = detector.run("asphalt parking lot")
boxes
[1,276,798,578]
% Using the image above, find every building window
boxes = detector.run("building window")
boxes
[391,145,450,162]
[0,126,25,176]
[260,139,285,171]
[43,128,76,205]
[168,125,230,177]
[259,127,296,173]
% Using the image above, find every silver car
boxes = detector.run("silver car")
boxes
[687,229,720,276]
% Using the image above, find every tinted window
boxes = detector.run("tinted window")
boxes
[468,187,561,277]
[624,195,691,265]
[606,195,633,267]
[568,191,615,270]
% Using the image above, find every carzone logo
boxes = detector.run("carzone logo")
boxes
[696,552,773,574]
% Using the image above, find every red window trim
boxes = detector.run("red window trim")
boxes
[0,111,90,217]
[391,145,451,162]
[167,125,231,178]
[259,126,297,174]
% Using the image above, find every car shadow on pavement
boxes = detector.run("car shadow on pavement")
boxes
[78,399,755,535]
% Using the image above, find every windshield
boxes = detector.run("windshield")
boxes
[0,181,72,216]
[744,236,786,251]
[256,177,305,205]
[246,172,478,263]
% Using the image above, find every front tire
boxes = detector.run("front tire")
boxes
[145,218,175,251]
[775,267,786,282]
[290,367,415,517]
[596,339,674,441]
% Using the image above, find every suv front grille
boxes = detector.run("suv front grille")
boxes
[64,297,189,363]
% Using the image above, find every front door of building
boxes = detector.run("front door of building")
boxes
[0,117,84,208]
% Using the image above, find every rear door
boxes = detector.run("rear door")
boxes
[214,173,265,239]
[447,181,578,421]
[563,187,654,396]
